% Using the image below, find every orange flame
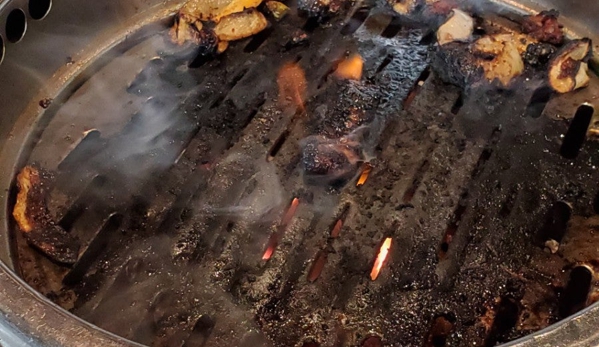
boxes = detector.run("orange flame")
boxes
[277,63,307,113]
[262,233,278,260]
[281,197,300,227]
[370,238,392,281]
[356,163,372,187]
[334,54,364,80]
[262,198,300,260]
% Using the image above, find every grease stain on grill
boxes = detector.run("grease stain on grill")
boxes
[340,7,370,35]
[381,16,402,38]
[524,86,553,118]
[537,201,571,244]
[560,104,594,159]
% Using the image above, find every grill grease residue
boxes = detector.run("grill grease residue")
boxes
[12,2,599,347]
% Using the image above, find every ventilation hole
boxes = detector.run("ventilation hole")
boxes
[537,201,571,244]
[340,7,370,35]
[28,0,52,20]
[242,95,266,128]
[244,26,274,52]
[302,17,320,32]
[307,250,327,282]
[402,157,431,203]
[57,130,103,171]
[594,192,599,215]
[484,297,519,347]
[403,67,431,109]
[62,214,124,285]
[0,36,4,65]
[419,31,436,45]
[559,266,592,318]
[330,203,350,238]
[6,9,27,43]
[560,104,594,159]
[451,93,464,115]
[58,175,108,231]
[375,54,393,74]
[268,130,290,160]
[191,314,216,338]
[423,315,455,347]
[438,197,467,259]
[381,16,402,38]
[361,336,383,347]
[525,86,553,118]
[210,95,225,109]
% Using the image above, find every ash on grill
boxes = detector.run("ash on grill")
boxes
[11,0,599,346]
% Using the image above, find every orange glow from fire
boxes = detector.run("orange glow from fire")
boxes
[281,198,300,227]
[356,163,372,187]
[370,238,392,281]
[262,198,300,260]
[334,54,364,80]
[331,219,343,238]
[262,234,278,260]
[277,63,307,113]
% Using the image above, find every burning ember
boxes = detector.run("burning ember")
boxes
[262,198,300,260]
[356,163,372,186]
[277,62,307,114]
[370,237,392,281]
[334,54,363,80]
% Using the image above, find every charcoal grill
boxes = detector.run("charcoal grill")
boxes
[1,0,599,346]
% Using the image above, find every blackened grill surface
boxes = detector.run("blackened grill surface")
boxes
[12,2,599,347]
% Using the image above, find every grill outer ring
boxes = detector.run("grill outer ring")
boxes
[0,0,597,346]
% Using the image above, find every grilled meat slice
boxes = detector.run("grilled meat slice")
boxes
[214,9,268,41]
[522,10,564,45]
[13,166,80,265]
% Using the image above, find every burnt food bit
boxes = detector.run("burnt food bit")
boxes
[301,136,363,186]
[523,43,556,67]
[522,10,564,45]
[548,39,592,93]
[298,0,346,20]
[13,165,80,265]
[430,41,482,89]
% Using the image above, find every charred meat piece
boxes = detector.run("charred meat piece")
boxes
[523,43,557,67]
[430,41,482,89]
[548,39,592,93]
[13,166,80,265]
[301,136,363,186]
[522,10,564,45]
[298,0,346,19]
